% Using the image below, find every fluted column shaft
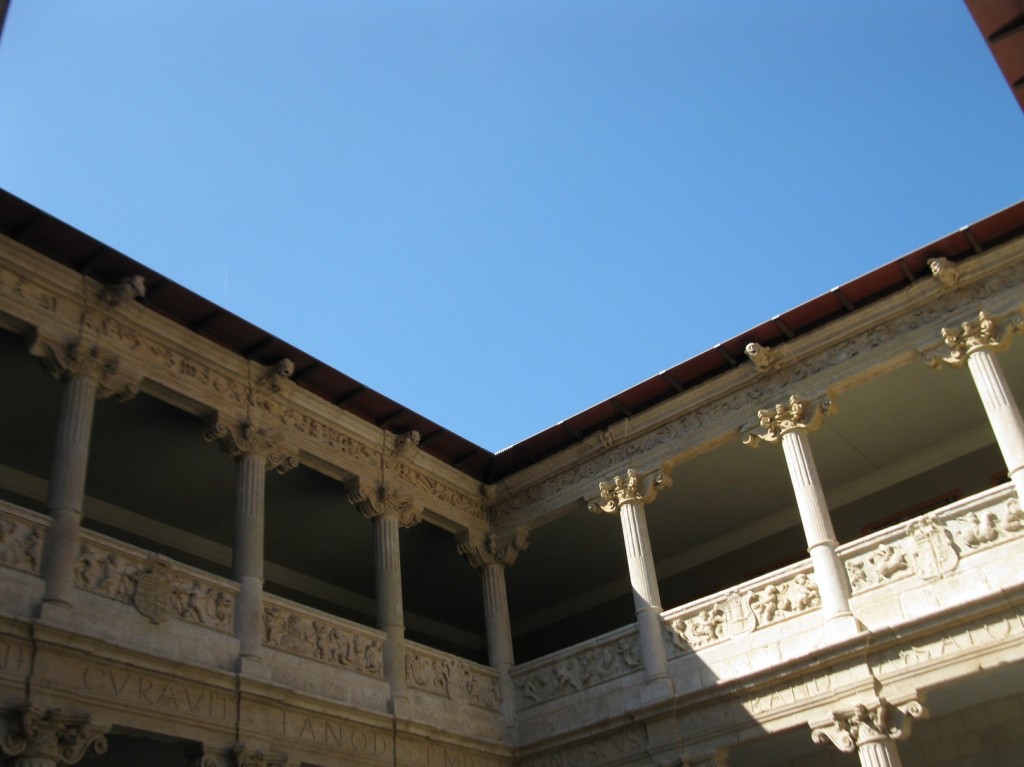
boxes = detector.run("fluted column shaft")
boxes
[855,737,903,767]
[779,429,852,619]
[481,562,514,669]
[40,373,98,610]
[618,497,668,683]
[374,510,407,699]
[966,348,1024,500]
[234,451,266,660]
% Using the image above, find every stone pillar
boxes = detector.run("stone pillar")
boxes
[31,339,138,617]
[928,311,1024,500]
[812,698,926,767]
[348,480,422,706]
[458,529,528,727]
[205,420,297,668]
[0,707,108,767]
[744,395,859,634]
[590,467,672,686]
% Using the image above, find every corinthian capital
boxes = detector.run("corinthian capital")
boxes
[0,707,109,766]
[928,310,1022,368]
[28,333,140,401]
[457,528,529,568]
[811,698,926,752]
[743,394,834,447]
[346,479,422,526]
[203,417,298,473]
[589,467,672,514]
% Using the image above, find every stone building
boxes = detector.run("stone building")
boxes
[1,183,1024,767]
[3,4,1024,765]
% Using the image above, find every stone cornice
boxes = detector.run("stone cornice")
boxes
[0,236,487,532]
[491,237,1024,534]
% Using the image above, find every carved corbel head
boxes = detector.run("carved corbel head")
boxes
[744,342,778,374]
[927,257,960,289]
[393,430,421,459]
[258,358,295,394]
[100,275,147,307]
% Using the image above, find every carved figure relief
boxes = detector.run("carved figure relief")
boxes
[405,651,501,710]
[907,515,959,580]
[0,515,43,574]
[133,557,174,625]
[261,604,384,678]
[516,635,644,705]
[668,572,820,652]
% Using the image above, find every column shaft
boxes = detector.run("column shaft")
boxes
[234,451,266,660]
[779,430,851,619]
[481,562,517,726]
[857,739,903,767]
[40,374,98,609]
[374,511,407,698]
[618,500,668,682]
[966,349,1024,499]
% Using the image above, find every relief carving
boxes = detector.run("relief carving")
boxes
[668,573,820,651]
[0,515,43,574]
[906,515,959,580]
[346,479,422,527]
[261,604,383,678]
[516,635,643,705]
[846,542,909,591]
[458,528,529,568]
[405,651,501,710]
[203,418,299,473]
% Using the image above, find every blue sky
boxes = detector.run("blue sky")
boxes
[1,2,1022,451]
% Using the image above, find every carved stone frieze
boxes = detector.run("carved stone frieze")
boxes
[811,698,926,752]
[0,514,44,575]
[72,535,235,632]
[845,542,909,591]
[405,650,502,711]
[926,310,1022,368]
[0,707,109,766]
[203,418,298,473]
[493,261,1024,523]
[515,634,643,706]
[457,528,529,568]
[667,572,820,652]
[346,479,422,526]
[261,603,384,678]
[742,394,834,447]
[588,467,672,514]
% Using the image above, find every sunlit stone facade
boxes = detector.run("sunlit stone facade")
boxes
[1,199,1024,767]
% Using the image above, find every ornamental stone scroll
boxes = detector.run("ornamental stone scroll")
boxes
[0,707,109,767]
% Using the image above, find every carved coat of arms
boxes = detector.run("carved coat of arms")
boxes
[133,557,173,624]
[908,517,959,580]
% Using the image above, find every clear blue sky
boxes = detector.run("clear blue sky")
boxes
[1,2,1022,451]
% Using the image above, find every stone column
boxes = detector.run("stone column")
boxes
[205,420,297,668]
[458,529,529,727]
[31,340,137,617]
[0,707,108,767]
[812,698,926,767]
[928,311,1024,500]
[744,395,859,634]
[590,467,672,686]
[348,480,422,706]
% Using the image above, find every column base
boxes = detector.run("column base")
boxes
[824,611,863,642]
[238,655,271,680]
[36,600,74,624]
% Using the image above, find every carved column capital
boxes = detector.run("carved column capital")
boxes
[743,394,834,447]
[28,333,140,401]
[457,528,529,568]
[927,310,1022,368]
[811,698,927,753]
[203,417,298,473]
[233,745,291,767]
[588,467,672,514]
[0,707,109,766]
[346,479,422,526]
